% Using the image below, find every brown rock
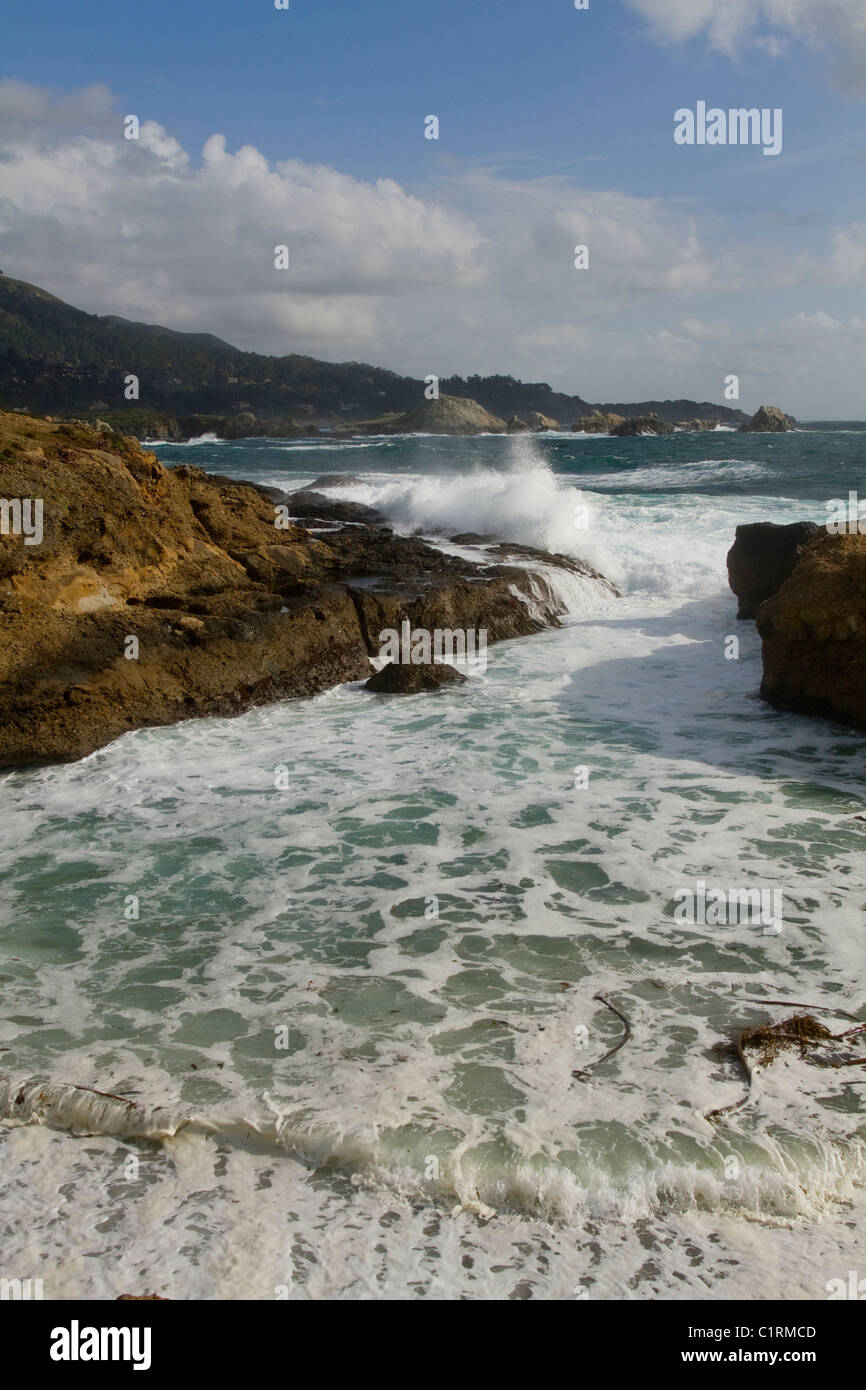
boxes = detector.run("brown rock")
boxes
[727,521,820,619]
[507,412,559,433]
[610,414,674,438]
[365,660,467,694]
[0,410,619,764]
[739,405,796,433]
[757,532,866,728]
[573,412,626,434]
[340,396,506,436]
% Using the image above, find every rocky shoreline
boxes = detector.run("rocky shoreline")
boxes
[1,409,849,769]
[49,398,792,444]
[193,398,793,442]
[0,412,618,767]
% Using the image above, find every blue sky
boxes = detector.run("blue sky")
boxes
[2,0,865,412]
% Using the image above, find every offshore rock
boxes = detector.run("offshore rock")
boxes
[610,414,675,437]
[739,405,796,433]
[338,395,507,436]
[572,412,626,434]
[507,412,560,433]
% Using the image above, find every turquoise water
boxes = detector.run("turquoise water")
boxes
[1,426,865,1299]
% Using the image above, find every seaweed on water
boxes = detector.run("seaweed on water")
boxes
[707,1009,866,1122]
[572,993,632,1080]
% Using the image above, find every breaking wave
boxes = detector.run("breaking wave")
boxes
[3,1071,864,1226]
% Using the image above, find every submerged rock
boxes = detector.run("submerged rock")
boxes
[727,520,820,619]
[739,405,796,433]
[365,661,467,694]
[757,531,866,729]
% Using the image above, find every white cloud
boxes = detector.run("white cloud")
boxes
[680,318,733,340]
[0,82,865,413]
[824,223,866,283]
[625,0,866,96]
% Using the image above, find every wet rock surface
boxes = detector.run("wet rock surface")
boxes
[0,411,617,765]
[365,661,468,694]
[757,531,866,729]
[727,520,820,619]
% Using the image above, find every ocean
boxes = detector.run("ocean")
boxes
[1,426,865,1300]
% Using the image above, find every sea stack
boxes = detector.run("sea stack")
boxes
[739,405,796,433]
[391,395,507,435]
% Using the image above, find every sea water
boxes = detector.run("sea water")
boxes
[1,427,865,1300]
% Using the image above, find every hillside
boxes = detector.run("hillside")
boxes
[0,273,750,432]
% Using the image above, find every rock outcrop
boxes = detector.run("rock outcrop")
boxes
[392,395,506,435]
[739,405,796,433]
[507,412,560,433]
[572,412,626,434]
[0,411,616,765]
[727,521,820,619]
[335,395,506,436]
[272,488,384,526]
[610,414,674,438]
[365,661,467,694]
[178,411,310,439]
[756,532,866,729]
[332,413,404,437]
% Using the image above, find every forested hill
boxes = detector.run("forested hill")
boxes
[0,274,748,428]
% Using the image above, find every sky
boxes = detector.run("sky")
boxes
[1,0,865,414]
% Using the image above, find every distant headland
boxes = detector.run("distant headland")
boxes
[0,273,777,440]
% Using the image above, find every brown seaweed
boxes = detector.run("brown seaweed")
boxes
[707,1010,866,1122]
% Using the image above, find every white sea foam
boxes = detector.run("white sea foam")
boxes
[2,432,865,1300]
[174,431,223,446]
[298,437,807,602]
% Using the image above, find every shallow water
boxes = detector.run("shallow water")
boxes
[1,428,864,1299]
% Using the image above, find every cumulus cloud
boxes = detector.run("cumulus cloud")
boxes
[0,83,729,357]
[625,0,866,97]
[0,81,864,412]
